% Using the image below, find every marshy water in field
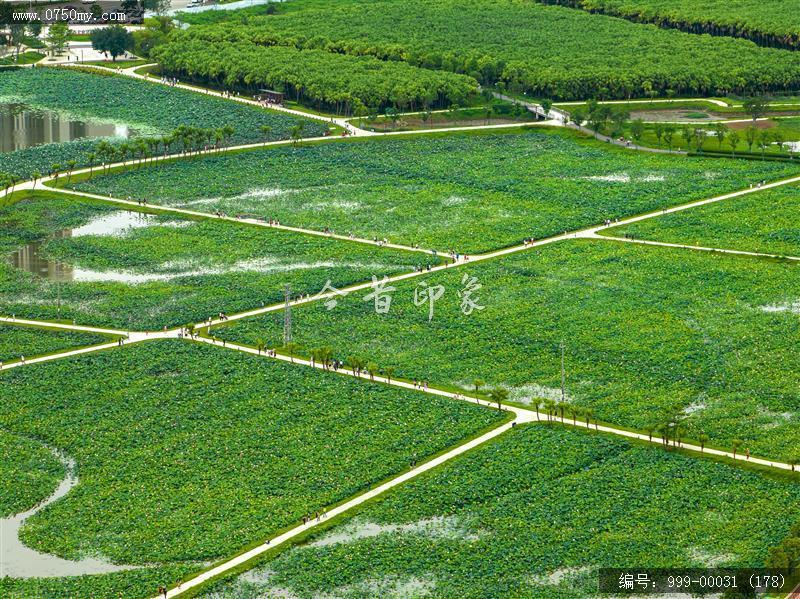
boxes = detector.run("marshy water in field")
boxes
[9,210,388,284]
[0,446,130,578]
[0,103,132,152]
[9,211,160,283]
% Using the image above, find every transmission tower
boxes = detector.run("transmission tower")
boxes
[283,284,292,346]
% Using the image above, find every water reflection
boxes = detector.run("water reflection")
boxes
[9,211,159,282]
[11,233,74,282]
[0,103,130,152]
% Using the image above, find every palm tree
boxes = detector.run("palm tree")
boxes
[65,160,77,184]
[473,378,485,394]
[221,125,235,148]
[383,366,395,383]
[731,439,742,459]
[85,153,97,179]
[531,398,542,421]
[584,407,594,429]
[309,348,320,364]
[366,362,378,381]
[260,124,273,141]
[663,125,675,151]
[698,433,709,454]
[488,388,508,411]
[568,405,579,425]
[284,342,299,363]
[727,130,740,157]
[645,425,655,442]
[31,170,41,190]
[320,346,334,370]
[51,164,61,184]
[346,356,364,377]
[543,399,555,422]
[290,121,305,147]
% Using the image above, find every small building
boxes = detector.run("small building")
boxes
[257,89,284,105]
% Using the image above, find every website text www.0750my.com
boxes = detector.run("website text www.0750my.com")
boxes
[12,8,127,23]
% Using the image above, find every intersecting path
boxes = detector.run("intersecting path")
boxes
[151,335,800,598]
[49,186,443,258]
[582,173,800,237]
[0,318,180,371]
[0,316,127,337]
[592,234,800,262]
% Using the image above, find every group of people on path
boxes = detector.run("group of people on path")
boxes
[302,509,328,525]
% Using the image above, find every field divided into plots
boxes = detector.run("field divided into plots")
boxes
[0,341,503,597]
[216,239,800,461]
[609,184,800,257]
[0,192,436,329]
[0,68,327,181]
[0,324,108,363]
[74,129,800,254]
[201,426,800,599]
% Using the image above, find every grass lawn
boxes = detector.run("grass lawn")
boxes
[216,239,800,461]
[73,129,800,254]
[608,184,800,257]
[200,425,800,599]
[0,191,439,329]
[0,51,44,66]
[0,323,109,364]
[0,340,504,596]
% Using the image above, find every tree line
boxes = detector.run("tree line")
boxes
[151,36,479,114]
[187,0,800,101]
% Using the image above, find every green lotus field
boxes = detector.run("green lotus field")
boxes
[609,184,800,257]
[75,129,800,254]
[0,324,108,364]
[0,340,504,597]
[0,67,327,181]
[216,239,800,461]
[200,425,800,598]
[0,192,439,329]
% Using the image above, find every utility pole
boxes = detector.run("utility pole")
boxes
[283,284,292,346]
[560,340,566,402]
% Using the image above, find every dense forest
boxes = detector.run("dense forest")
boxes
[175,0,800,100]
[152,36,479,113]
[536,0,800,50]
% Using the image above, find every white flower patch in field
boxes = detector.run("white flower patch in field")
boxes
[760,300,800,314]
[317,576,436,599]
[71,259,389,284]
[583,173,631,183]
[308,200,361,211]
[441,195,471,207]
[755,406,794,429]
[207,568,300,598]
[71,211,159,238]
[309,516,480,548]
[687,547,735,567]
[640,174,666,182]
[531,565,594,586]
[682,395,707,415]
[507,383,573,404]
